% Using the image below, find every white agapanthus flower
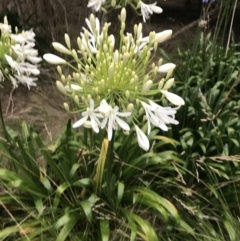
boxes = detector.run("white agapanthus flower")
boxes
[87,0,106,12]
[79,15,113,54]
[99,99,131,141]
[45,9,184,151]
[138,1,163,22]
[73,99,103,133]
[0,17,42,90]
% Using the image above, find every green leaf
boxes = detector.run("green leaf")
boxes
[53,182,70,209]
[100,220,110,241]
[131,213,158,241]
[56,214,79,241]
[117,181,124,204]
[34,198,44,215]
[80,200,92,221]
[131,187,179,220]
[33,131,65,182]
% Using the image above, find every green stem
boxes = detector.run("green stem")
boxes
[0,100,10,142]
[106,130,115,203]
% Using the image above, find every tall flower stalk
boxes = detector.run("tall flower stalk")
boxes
[44,8,184,151]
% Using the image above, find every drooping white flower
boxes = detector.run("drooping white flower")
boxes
[138,1,163,22]
[11,44,41,63]
[141,100,179,134]
[87,0,106,12]
[99,99,131,141]
[5,55,40,76]
[14,75,37,89]
[135,125,150,151]
[149,100,179,127]
[73,99,103,133]
[161,90,185,106]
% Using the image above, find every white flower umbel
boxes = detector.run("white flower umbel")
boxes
[73,99,103,133]
[99,99,131,141]
[138,1,163,22]
[87,0,106,12]
[0,17,41,90]
[45,8,184,150]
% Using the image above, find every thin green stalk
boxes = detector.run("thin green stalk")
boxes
[225,0,238,55]
[0,100,10,142]
[106,130,115,203]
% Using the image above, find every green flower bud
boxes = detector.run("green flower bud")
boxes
[63,102,70,112]
[64,33,71,49]
[74,95,80,104]
[56,81,67,95]
[127,103,134,112]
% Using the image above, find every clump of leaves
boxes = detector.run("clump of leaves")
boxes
[0,102,193,240]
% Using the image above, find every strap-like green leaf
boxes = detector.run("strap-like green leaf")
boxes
[100,220,109,241]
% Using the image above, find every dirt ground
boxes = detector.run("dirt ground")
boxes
[1,1,239,142]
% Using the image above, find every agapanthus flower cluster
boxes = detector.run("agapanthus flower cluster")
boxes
[87,0,162,23]
[43,8,184,151]
[0,16,42,89]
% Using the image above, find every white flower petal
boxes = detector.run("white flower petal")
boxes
[135,125,150,151]
[161,90,185,106]
[115,116,130,131]
[73,115,88,128]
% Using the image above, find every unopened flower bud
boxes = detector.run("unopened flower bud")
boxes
[120,8,126,22]
[142,80,153,92]
[43,54,66,65]
[74,95,79,104]
[158,78,164,90]
[163,78,174,90]
[57,66,62,76]
[77,37,81,50]
[61,74,66,84]
[72,49,78,61]
[87,94,91,100]
[126,90,130,99]
[127,103,134,112]
[56,81,67,95]
[52,42,71,55]
[137,23,142,39]
[64,33,71,49]
[155,30,172,43]
[108,64,114,79]
[63,102,70,112]
[139,107,144,115]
